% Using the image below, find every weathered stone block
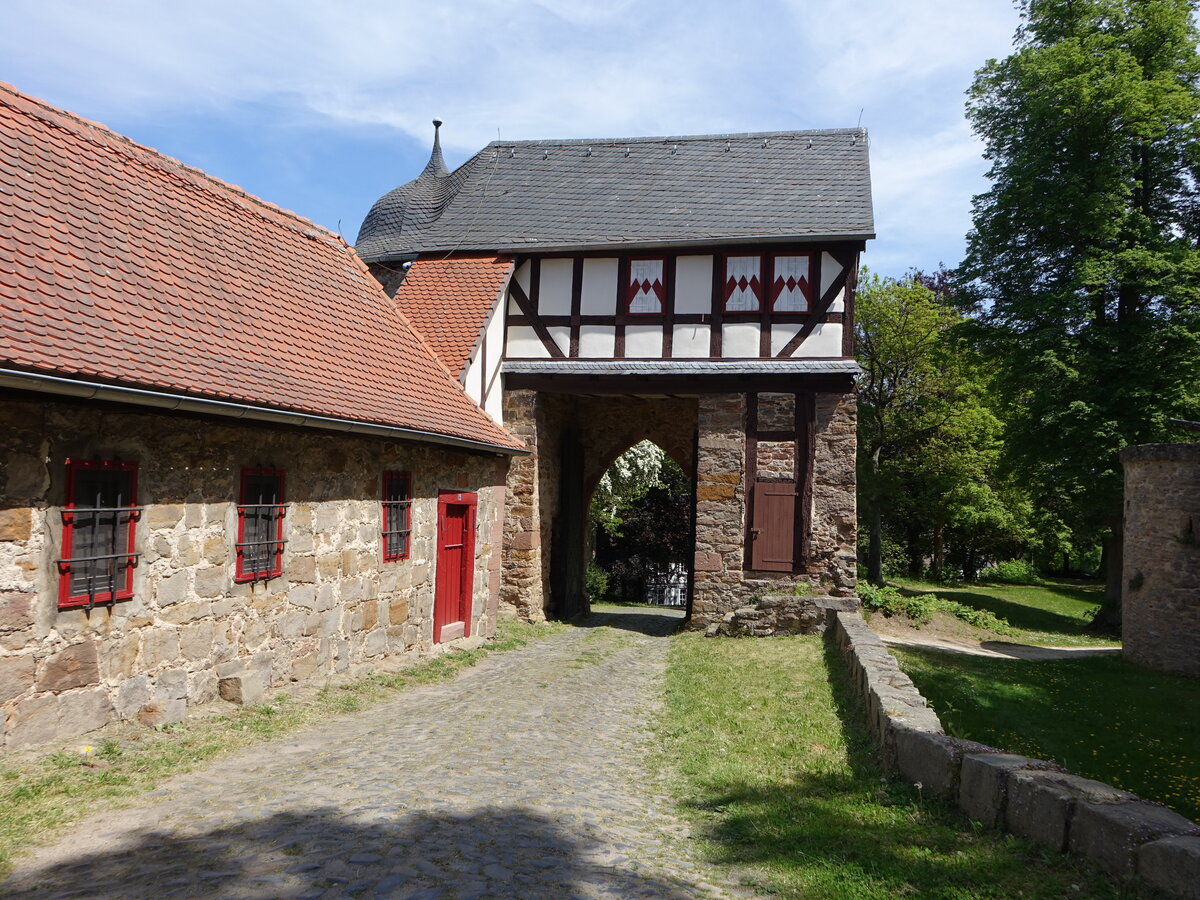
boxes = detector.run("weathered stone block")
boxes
[1138,835,1200,900]
[154,667,189,701]
[138,699,186,727]
[362,601,378,631]
[155,571,189,607]
[693,551,722,572]
[4,452,48,500]
[959,753,1042,830]
[289,556,317,584]
[115,674,152,720]
[363,628,387,657]
[194,566,226,598]
[189,669,218,705]
[289,585,317,609]
[290,652,319,682]
[893,729,960,799]
[7,693,59,749]
[1006,770,1136,852]
[0,507,32,542]
[179,621,215,660]
[139,628,180,668]
[218,671,267,706]
[510,531,539,550]
[202,535,226,565]
[37,642,100,692]
[388,596,409,625]
[57,687,111,738]
[0,653,34,703]
[0,591,34,630]
[1069,800,1199,878]
[146,504,184,529]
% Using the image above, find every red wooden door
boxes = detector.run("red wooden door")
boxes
[435,491,476,643]
[750,480,796,572]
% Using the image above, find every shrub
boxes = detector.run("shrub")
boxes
[858,583,1017,635]
[585,562,611,602]
[978,559,1042,585]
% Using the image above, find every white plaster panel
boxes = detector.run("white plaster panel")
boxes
[507,294,520,315]
[463,354,482,405]
[515,260,531,296]
[721,322,760,358]
[581,258,618,314]
[578,325,616,358]
[538,258,573,315]
[547,325,571,356]
[671,324,711,358]
[675,255,713,313]
[792,323,843,358]
[820,251,842,297]
[770,324,802,357]
[481,303,506,423]
[828,287,845,313]
[507,325,550,359]
[624,325,663,358]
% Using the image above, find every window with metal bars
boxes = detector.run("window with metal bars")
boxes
[382,470,412,562]
[236,467,285,583]
[57,459,141,610]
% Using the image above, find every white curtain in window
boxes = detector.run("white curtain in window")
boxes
[772,256,810,311]
[724,256,761,311]
[627,259,664,313]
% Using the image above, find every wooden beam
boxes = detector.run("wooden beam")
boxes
[507,277,566,359]
[776,250,854,358]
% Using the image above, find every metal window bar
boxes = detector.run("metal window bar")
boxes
[382,497,411,559]
[58,500,143,610]
[237,484,285,580]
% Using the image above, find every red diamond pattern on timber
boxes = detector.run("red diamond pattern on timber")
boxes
[723,275,761,301]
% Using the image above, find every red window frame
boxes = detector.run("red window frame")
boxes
[768,252,814,312]
[722,254,765,313]
[235,466,286,583]
[382,470,412,562]
[625,256,667,315]
[58,458,140,610]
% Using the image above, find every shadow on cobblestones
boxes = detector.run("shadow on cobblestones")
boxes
[573,606,686,636]
[4,806,707,899]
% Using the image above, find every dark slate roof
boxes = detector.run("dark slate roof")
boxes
[356,128,874,262]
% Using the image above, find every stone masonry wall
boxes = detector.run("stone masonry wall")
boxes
[0,397,507,749]
[691,390,857,627]
[500,390,697,621]
[1121,443,1200,677]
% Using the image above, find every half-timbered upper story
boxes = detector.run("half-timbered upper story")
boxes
[356,125,873,424]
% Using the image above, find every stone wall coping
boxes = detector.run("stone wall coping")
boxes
[1120,442,1200,463]
[831,609,1200,899]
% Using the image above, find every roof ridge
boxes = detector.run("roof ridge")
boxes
[0,81,351,251]
[482,127,868,149]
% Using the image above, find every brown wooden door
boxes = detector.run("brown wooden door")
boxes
[750,480,796,572]
[435,491,476,643]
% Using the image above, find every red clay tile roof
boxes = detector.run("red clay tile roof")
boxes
[394,256,513,379]
[0,82,522,452]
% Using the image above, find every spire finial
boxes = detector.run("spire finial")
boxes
[421,118,448,179]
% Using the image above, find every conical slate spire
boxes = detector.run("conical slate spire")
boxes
[421,119,448,179]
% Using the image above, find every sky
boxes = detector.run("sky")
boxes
[1,1,1022,278]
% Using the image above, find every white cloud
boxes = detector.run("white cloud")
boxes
[1,0,1022,274]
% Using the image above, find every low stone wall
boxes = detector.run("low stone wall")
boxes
[831,610,1200,898]
[704,592,858,637]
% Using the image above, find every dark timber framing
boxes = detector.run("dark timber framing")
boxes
[503,241,864,362]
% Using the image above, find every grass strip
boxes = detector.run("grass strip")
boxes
[896,647,1200,822]
[0,618,566,876]
[659,631,1154,899]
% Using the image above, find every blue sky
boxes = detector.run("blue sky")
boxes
[2,1,1020,278]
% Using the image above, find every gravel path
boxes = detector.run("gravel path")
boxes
[4,608,743,899]
[879,632,1122,659]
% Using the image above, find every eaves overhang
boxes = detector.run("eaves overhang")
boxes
[1,368,528,457]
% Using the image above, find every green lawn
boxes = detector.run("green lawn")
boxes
[659,631,1150,899]
[895,648,1200,823]
[892,578,1118,646]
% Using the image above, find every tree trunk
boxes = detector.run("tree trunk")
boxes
[932,521,945,578]
[867,494,884,586]
[1093,520,1123,633]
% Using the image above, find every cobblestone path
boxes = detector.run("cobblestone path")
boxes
[5,608,745,899]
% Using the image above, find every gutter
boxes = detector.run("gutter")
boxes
[0,368,526,457]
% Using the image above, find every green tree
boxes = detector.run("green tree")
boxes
[962,0,1200,624]
[856,272,1027,584]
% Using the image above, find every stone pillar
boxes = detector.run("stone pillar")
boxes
[692,393,748,625]
[812,391,858,596]
[500,390,548,621]
[1121,443,1200,676]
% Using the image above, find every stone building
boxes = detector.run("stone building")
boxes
[357,123,873,624]
[1121,443,1200,676]
[0,84,523,748]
